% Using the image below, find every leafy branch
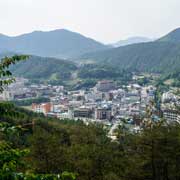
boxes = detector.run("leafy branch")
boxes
[0,55,29,92]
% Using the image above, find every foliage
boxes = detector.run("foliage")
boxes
[0,55,76,179]
[2,101,180,180]
[1,54,180,180]
[0,53,134,85]
[0,140,29,179]
[80,41,180,73]
[78,64,132,81]
[161,70,180,87]
[72,79,97,90]
[0,109,76,180]
[10,55,77,81]
[11,97,50,106]
[137,77,150,86]
[0,55,28,92]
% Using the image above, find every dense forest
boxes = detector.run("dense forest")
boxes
[1,102,180,180]
[162,70,180,87]
[1,55,180,179]
[10,55,77,81]
[79,27,180,75]
[2,53,133,88]
[80,41,180,73]
[11,97,50,106]
[78,64,132,80]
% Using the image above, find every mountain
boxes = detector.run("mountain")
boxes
[158,28,180,43]
[80,28,180,73]
[112,37,153,47]
[8,55,77,82]
[0,29,108,59]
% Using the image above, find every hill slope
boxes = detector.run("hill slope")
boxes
[80,29,180,73]
[0,29,108,58]
[158,28,180,43]
[9,55,77,82]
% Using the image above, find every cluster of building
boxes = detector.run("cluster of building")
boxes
[30,80,156,124]
[0,78,64,101]
[0,78,31,100]
[1,77,179,138]
[161,91,180,123]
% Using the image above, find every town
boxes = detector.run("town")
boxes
[1,76,179,139]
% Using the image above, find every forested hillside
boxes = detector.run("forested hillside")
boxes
[1,54,180,180]
[80,28,180,74]
[158,28,180,43]
[3,54,132,87]
[80,41,180,73]
[1,102,180,180]
[9,55,77,82]
[2,28,180,83]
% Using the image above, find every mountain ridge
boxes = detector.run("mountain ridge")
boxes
[158,28,180,43]
[0,29,108,59]
[112,36,153,47]
[4,54,78,83]
[80,28,180,73]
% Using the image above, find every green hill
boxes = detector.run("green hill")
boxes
[80,28,180,74]
[9,55,77,82]
[1,101,180,180]
[1,53,132,87]
[158,28,180,43]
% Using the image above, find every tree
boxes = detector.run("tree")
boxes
[0,55,76,179]
[0,55,28,92]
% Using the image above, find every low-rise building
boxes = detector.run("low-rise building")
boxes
[32,102,53,115]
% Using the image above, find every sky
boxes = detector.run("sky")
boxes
[0,0,180,44]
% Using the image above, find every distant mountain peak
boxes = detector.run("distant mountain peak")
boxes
[80,28,180,74]
[158,27,180,43]
[112,36,153,47]
[0,29,108,59]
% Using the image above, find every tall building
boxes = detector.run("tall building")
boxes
[95,107,112,120]
[73,107,93,118]
[96,80,115,92]
[163,109,180,123]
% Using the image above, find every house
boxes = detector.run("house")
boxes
[32,102,53,115]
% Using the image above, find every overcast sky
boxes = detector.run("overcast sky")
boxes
[0,0,180,43]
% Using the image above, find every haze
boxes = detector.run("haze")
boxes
[1,0,180,43]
